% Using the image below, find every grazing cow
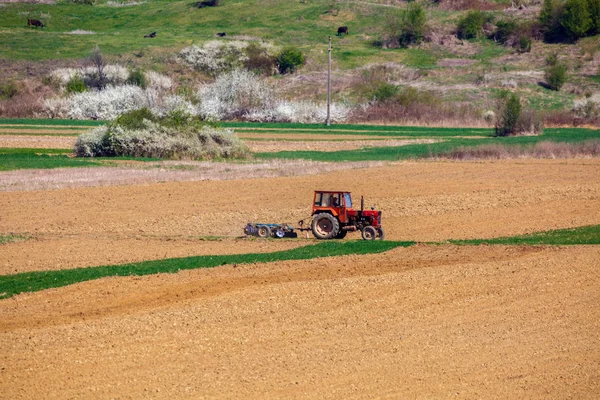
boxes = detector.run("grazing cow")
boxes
[337,26,348,36]
[27,19,44,28]
[193,0,219,8]
[144,32,157,38]
[216,32,226,37]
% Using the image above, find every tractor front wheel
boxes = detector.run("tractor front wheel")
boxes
[312,213,340,240]
[377,227,385,240]
[361,226,377,240]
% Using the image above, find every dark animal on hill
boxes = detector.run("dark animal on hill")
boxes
[337,26,348,36]
[193,0,219,8]
[27,19,44,28]
[216,32,226,37]
[144,32,157,38]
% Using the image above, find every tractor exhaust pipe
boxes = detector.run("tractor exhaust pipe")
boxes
[361,196,364,212]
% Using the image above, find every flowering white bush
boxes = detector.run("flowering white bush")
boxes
[572,94,600,118]
[146,71,172,91]
[74,120,249,160]
[66,85,149,120]
[44,97,71,119]
[197,69,274,120]
[180,41,248,75]
[244,101,351,123]
[50,64,130,86]
[180,40,279,76]
[152,95,198,117]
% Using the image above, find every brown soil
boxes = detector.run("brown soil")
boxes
[0,134,75,149]
[1,245,599,398]
[245,138,437,152]
[0,128,85,135]
[0,159,599,398]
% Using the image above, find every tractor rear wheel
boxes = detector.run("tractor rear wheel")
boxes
[361,226,377,240]
[257,225,271,238]
[311,213,340,240]
[377,227,385,240]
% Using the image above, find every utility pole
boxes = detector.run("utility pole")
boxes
[326,36,332,126]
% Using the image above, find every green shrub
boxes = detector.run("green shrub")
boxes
[276,47,305,74]
[395,86,439,107]
[588,0,600,35]
[381,4,427,48]
[65,75,86,94]
[457,10,488,40]
[125,69,147,89]
[113,107,156,130]
[494,19,518,44]
[0,82,18,99]
[372,83,399,102]
[69,0,95,4]
[561,0,592,40]
[495,92,522,136]
[545,62,568,90]
[546,52,559,66]
[540,0,566,42]
[518,36,532,53]
[398,4,426,47]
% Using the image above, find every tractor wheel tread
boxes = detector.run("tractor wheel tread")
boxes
[311,213,340,240]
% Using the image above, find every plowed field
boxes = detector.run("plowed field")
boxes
[1,159,599,398]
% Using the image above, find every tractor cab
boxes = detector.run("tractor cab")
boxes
[312,191,353,223]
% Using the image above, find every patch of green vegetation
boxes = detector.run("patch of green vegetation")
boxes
[0,148,71,155]
[0,148,101,171]
[0,233,29,245]
[256,128,600,161]
[402,48,439,69]
[0,240,415,299]
[0,148,160,171]
[473,39,508,62]
[0,0,418,64]
[450,225,600,245]
[525,86,576,111]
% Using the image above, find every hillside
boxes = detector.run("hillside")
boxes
[0,0,599,125]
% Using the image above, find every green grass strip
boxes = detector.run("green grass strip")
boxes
[450,225,600,246]
[0,234,29,245]
[0,118,105,126]
[0,150,101,171]
[256,128,600,161]
[0,240,414,299]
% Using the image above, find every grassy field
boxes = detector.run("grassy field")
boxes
[450,225,600,245]
[0,0,412,62]
[0,148,98,171]
[0,240,412,299]
[1,224,598,299]
[0,119,598,169]
[255,127,600,161]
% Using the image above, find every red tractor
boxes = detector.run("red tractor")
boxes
[309,190,384,240]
